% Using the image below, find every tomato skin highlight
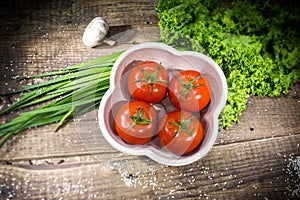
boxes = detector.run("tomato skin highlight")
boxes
[115,101,158,145]
[158,110,204,155]
[127,61,168,103]
[168,70,211,112]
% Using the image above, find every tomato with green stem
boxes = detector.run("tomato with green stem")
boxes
[115,101,158,145]
[168,70,211,112]
[127,61,168,103]
[158,110,204,155]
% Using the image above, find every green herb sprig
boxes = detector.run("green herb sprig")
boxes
[0,51,123,147]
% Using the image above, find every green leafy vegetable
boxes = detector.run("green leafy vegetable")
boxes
[0,51,123,147]
[156,0,300,128]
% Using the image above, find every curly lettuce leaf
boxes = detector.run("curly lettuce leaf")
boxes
[156,0,300,129]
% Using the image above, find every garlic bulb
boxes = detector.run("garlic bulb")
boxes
[82,17,110,48]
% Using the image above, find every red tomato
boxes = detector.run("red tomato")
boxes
[115,101,158,145]
[168,70,211,112]
[158,110,204,155]
[127,61,168,103]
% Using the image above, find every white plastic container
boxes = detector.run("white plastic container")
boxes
[98,42,227,166]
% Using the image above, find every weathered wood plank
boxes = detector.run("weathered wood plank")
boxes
[217,82,300,145]
[0,135,299,199]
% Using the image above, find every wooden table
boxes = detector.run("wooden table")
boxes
[0,1,299,199]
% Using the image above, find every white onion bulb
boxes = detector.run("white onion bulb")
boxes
[82,17,110,48]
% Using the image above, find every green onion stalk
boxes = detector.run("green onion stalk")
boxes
[0,51,124,148]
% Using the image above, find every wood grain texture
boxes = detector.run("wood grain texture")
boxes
[0,135,299,199]
[0,0,299,199]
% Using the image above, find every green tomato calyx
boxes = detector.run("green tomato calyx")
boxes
[128,107,152,130]
[135,63,167,95]
[168,112,195,138]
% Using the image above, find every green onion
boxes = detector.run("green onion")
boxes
[0,51,124,148]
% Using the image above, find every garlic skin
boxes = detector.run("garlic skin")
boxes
[82,17,109,48]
